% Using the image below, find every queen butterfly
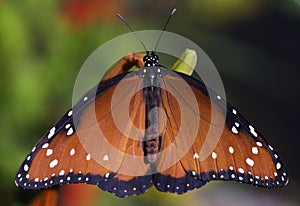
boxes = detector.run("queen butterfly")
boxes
[15,10,288,198]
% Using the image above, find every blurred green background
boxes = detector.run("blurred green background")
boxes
[1,0,299,205]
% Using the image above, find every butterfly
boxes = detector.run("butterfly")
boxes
[15,50,288,197]
[15,9,288,198]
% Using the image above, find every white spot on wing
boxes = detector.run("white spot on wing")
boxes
[103,154,109,161]
[246,158,254,167]
[238,168,244,174]
[86,154,91,161]
[24,164,29,172]
[249,125,258,137]
[70,148,75,156]
[46,149,53,156]
[231,126,238,134]
[193,153,199,159]
[229,146,234,154]
[212,152,217,159]
[49,159,58,168]
[68,110,73,116]
[48,127,56,139]
[276,162,281,170]
[232,109,237,115]
[42,143,49,148]
[252,147,258,155]
[269,145,274,151]
[32,147,36,152]
[67,128,73,136]
[59,170,65,176]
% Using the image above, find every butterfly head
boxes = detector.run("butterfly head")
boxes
[143,52,159,67]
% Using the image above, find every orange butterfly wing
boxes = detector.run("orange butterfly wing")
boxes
[152,72,288,193]
[16,62,154,197]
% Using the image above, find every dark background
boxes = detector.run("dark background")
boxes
[0,0,299,205]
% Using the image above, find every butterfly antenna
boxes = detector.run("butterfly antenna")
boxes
[154,8,177,52]
[117,13,148,52]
